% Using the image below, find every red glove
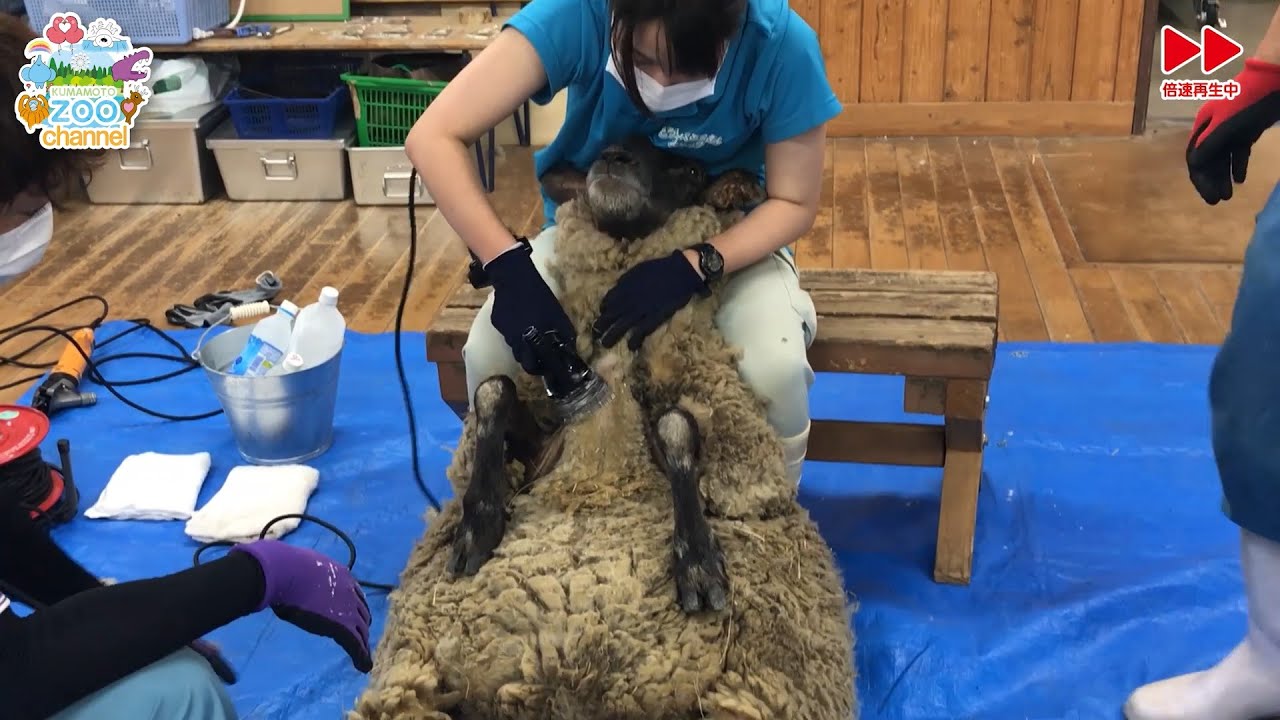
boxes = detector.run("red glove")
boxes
[1187,58,1280,204]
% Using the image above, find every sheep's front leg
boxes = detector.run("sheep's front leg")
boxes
[449,375,538,576]
[649,406,729,613]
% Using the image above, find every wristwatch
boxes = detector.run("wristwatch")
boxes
[468,234,531,289]
[689,242,725,283]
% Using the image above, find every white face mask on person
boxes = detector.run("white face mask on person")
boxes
[605,51,721,113]
[0,201,53,286]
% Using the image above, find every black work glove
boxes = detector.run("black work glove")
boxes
[1186,57,1280,205]
[593,251,708,351]
[485,244,576,375]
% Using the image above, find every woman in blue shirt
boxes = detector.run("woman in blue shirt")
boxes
[407,0,841,482]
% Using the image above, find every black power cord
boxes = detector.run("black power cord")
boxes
[0,295,107,392]
[0,445,77,529]
[1,298,220,421]
[5,323,221,422]
[191,513,395,593]
[1,298,400,593]
[401,167,445,514]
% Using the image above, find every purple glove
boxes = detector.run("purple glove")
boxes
[230,540,373,672]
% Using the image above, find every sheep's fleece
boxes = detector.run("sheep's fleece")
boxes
[348,199,857,720]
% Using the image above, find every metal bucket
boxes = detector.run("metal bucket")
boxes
[193,324,341,465]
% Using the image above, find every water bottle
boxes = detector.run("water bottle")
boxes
[267,352,306,377]
[285,286,346,369]
[229,300,298,377]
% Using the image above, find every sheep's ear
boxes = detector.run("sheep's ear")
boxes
[541,166,587,205]
[702,169,767,211]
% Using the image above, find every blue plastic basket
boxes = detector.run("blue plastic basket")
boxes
[223,84,351,140]
[23,0,230,45]
[223,56,358,140]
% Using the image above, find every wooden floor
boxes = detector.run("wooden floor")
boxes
[795,127,1264,345]
[2,125,1268,402]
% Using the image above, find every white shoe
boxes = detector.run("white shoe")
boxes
[1123,529,1280,720]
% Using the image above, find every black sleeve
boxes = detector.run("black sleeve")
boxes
[0,490,103,606]
[0,552,265,720]
[0,527,105,607]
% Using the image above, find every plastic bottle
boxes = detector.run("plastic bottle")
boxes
[267,352,306,377]
[286,286,346,369]
[229,300,299,377]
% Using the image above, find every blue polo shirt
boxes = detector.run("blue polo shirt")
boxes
[503,0,842,227]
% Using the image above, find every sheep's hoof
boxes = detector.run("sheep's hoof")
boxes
[448,503,506,576]
[673,534,729,614]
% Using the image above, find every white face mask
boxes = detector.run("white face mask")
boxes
[0,201,53,287]
[605,50,720,113]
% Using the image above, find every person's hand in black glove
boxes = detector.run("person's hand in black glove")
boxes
[484,242,577,374]
[1187,58,1280,204]
[593,250,708,351]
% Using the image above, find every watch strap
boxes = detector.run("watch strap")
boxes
[691,242,724,282]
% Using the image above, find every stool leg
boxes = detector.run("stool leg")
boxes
[487,128,496,192]
[511,102,531,146]
[474,141,488,192]
[934,416,983,584]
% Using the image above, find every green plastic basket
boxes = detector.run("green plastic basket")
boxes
[341,72,449,147]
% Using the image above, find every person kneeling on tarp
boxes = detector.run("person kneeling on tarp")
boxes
[1124,10,1280,720]
[0,479,372,720]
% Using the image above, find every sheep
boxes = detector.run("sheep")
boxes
[447,137,800,611]
[347,137,857,720]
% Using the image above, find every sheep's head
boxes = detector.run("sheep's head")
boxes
[543,135,709,240]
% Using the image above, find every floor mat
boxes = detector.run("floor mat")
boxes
[10,322,1240,720]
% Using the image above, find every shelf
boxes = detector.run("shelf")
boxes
[150,15,506,53]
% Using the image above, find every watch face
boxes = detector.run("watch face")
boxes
[703,248,724,274]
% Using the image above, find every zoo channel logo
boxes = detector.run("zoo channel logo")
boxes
[13,12,153,151]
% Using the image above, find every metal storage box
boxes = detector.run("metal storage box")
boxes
[85,100,227,205]
[347,146,432,206]
[205,118,354,201]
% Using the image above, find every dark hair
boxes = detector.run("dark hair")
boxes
[0,14,103,210]
[608,0,745,116]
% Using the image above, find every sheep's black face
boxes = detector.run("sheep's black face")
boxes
[581,136,708,240]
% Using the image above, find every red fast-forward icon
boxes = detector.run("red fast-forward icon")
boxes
[1162,24,1245,75]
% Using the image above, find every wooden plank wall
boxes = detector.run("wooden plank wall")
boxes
[792,0,1150,136]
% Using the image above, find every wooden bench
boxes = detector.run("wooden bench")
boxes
[425,268,1000,585]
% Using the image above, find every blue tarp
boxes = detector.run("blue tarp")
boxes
[12,322,1246,720]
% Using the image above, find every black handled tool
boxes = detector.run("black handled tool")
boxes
[521,327,611,423]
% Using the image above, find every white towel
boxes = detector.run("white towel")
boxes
[184,464,319,543]
[84,452,213,521]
